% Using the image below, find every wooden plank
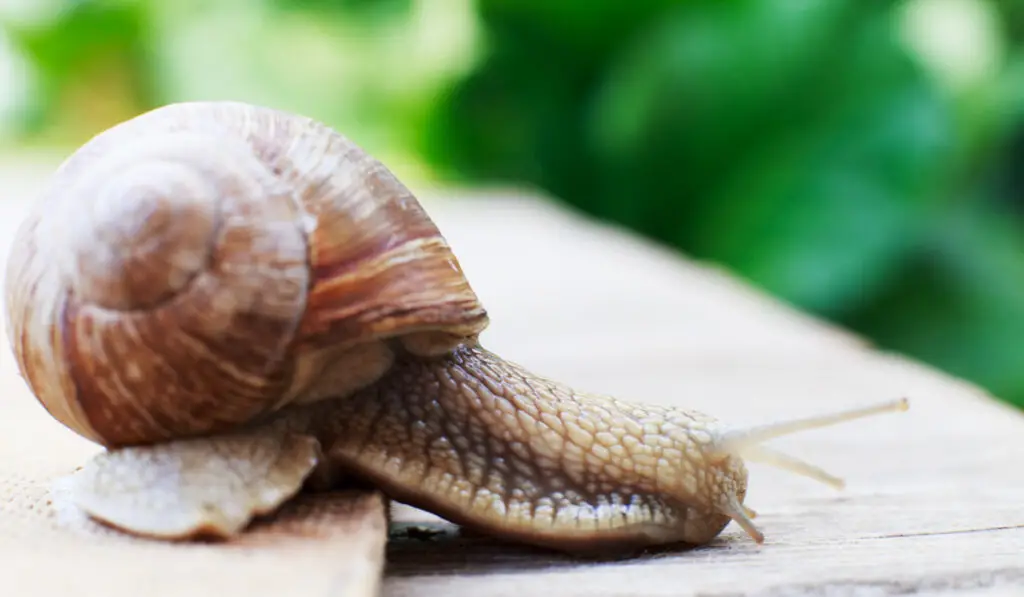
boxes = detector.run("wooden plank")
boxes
[383,190,1024,596]
[2,155,1023,596]
[0,158,388,597]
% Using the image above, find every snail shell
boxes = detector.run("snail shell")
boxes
[5,101,486,448]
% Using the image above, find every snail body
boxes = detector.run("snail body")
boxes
[4,101,908,553]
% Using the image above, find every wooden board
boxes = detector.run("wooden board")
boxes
[385,191,1024,596]
[2,155,1023,597]
[0,157,388,597]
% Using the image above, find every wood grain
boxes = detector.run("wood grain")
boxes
[2,156,1022,597]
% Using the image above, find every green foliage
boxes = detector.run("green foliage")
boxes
[478,0,682,59]
[844,198,1024,402]
[418,28,597,201]
[3,0,157,138]
[422,0,958,315]
[271,0,412,22]
[7,0,1024,409]
[586,2,956,314]
[419,0,1024,408]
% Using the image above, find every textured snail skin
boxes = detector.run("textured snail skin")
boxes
[317,342,746,551]
[71,340,748,551]
[7,101,908,553]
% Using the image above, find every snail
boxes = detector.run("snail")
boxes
[4,101,909,554]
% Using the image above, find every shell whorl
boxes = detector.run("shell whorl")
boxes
[60,131,281,311]
[4,101,487,447]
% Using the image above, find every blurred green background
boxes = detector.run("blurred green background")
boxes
[2,0,1023,408]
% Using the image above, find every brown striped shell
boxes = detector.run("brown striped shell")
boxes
[3,101,488,448]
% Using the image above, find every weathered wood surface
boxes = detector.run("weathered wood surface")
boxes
[2,155,1023,597]
[0,156,388,597]
[384,190,1024,597]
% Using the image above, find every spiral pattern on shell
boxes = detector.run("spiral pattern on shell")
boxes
[4,102,487,447]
